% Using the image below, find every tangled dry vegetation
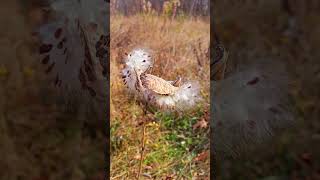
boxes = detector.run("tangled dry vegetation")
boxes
[110,14,210,179]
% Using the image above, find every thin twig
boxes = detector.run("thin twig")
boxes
[137,121,146,180]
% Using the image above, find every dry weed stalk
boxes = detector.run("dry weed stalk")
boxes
[137,120,147,180]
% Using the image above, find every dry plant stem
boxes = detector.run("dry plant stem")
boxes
[137,120,146,180]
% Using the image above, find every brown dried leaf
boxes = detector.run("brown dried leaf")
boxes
[194,150,209,162]
[193,118,208,130]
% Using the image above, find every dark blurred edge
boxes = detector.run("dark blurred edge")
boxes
[209,0,216,179]
[105,1,111,180]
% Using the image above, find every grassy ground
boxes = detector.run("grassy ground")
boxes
[110,15,210,179]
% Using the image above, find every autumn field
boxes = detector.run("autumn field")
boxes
[110,14,210,179]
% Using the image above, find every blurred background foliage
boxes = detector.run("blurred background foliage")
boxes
[212,0,320,179]
[110,0,209,17]
[0,1,105,179]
